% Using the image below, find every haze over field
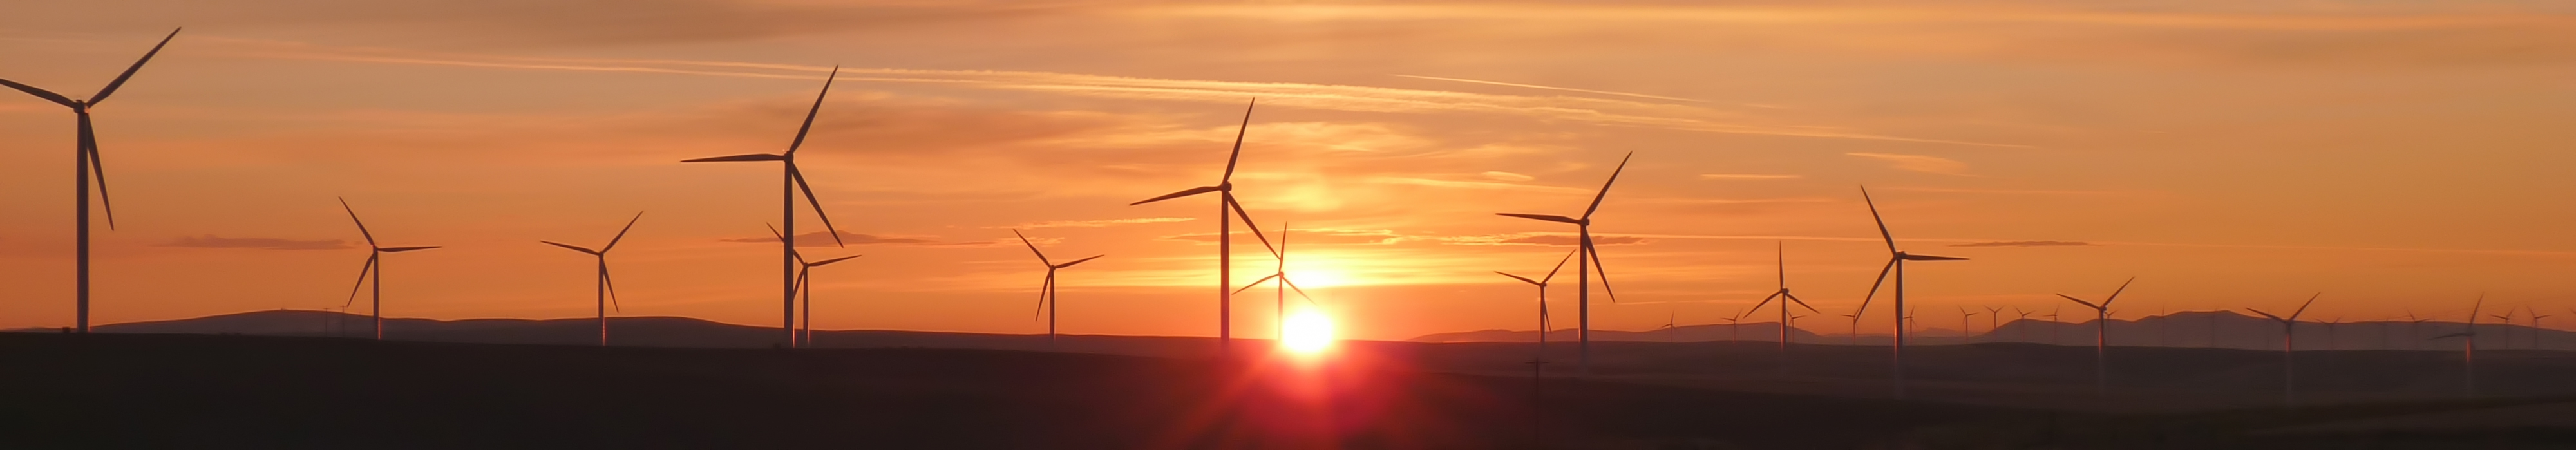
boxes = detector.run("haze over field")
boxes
[5,0,2574,342]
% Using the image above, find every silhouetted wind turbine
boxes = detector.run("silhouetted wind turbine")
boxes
[2047,306,2063,344]
[2405,310,2432,351]
[2057,277,2134,395]
[2323,317,2344,351]
[1235,223,1316,341]
[1129,100,1278,357]
[336,198,439,341]
[1957,306,1978,344]
[2490,310,2518,350]
[540,212,643,346]
[1745,242,1816,370]
[2426,294,2483,398]
[766,225,862,348]
[1983,305,2003,342]
[1496,250,1577,356]
[2530,307,2553,350]
[1855,186,1968,398]
[1837,312,1861,345]
[1012,229,1101,348]
[2,28,180,333]
[2247,293,2321,406]
[1497,152,1634,375]
[2013,307,2034,342]
[681,67,849,348]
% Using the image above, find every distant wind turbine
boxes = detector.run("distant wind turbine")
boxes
[1496,250,1577,357]
[2490,310,2518,350]
[1235,223,1316,342]
[2047,306,2063,344]
[2426,294,2483,398]
[2405,310,2432,351]
[1983,306,2003,343]
[1744,242,1817,371]
[1837,312,1861,346]
[1011,229,1101,348]
[681,67,850,348]
[1957,306,1978,344]
[2056,277,2134,396]
[1659,312,1678,342]
[540,212,643,346]
[1854,186,1969,399]
[336,198,440,341]
[2532,307,2553,350]
[1497,152,1634,375]
[1,28,181,333]
[2246,293,2322,406]
[1130,100,1278,357]
[2323,317,2344,351]
[2013,307,2033,342]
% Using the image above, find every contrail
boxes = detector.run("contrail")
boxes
[1392,74,1705,103]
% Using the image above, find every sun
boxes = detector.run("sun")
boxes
[1280,310,1337,354]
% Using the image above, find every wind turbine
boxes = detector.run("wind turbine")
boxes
[1957,306,1979,344]
[2490,310,2518,350]
[2532,307,2553,350]
[336,198,440,341]
[2047,306,2063,344]
[1235,223,1316,342]
[1,28,181,333]
[1496,152,1634,375]
[1012,229,1102,348]
[2246,293,2321,406]
[1719,310,1745,344]
[681,67,850,348]
[1659,312,1678,342]
[2427,294,2483,398]
[1744,242,1817,370]
[2013,307,2034,342]
[1837,312,1861,346]
[2322,317,2344,351]
[1854,186,1969,399]
[1983,306,2004,343]
[540,212,643,346]
[762,225,863,348]
[2406,310,2432,351]
[1128,100,1278,357]
[1496,250,1577,357]
[2056,277,2132,395]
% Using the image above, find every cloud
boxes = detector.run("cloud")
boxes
[1390,74,1704,103]
[1001,217,1194,229]
[1159,229,1407,245]
[158,235,352,250]
[1439,233,1649,246]
[1846,152,1971,176]
[1481,171,1536,182]
[1950,241,2094,247]
[723,230,987,247]
[1697,174,1801,180]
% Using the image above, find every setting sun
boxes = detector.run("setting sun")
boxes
[1281,310,1337,353]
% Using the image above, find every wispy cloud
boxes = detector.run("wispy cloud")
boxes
[1439,233,1649,246]
[1390,74,1704,103]
[722,230,992,247]
[1951,240,2093,247]
[1481,171,1536,182]
[1159,229,1407,245]
[1846,152,1971,176]
[158,235,351,250]
[999,217,1194,229]
[1697,173,1802,180]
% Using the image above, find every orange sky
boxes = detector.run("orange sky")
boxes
[5,1,2575,341]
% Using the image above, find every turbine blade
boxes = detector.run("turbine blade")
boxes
[1586,239,1617,303]
[1282,277,1316,305]
[679,153,786,162]
[810,255,862,267]
[337,197,377,247]
[1855,258,1895,316]
[1775,241,1785,288]
[1231,273,1282,295]
[1785,292,1818,313]
[1580,152,1634,219]
[790,165,845,247]
[784,66,837,155]
[1220,99,1254,182]
[1495,271,1540,286]
[601,263,622,313]
[83,126,117,230]
[1901,254,1969,261]
[1859,185,1897,253]
[2056,294,2099,310]
[0,77,75,107]
[2102,277,2136,307]
[1748,292,1778,314]
[1055,255,1104,268]
[602,211,644,252]
[1494,213,1582,225]
[2247,308,2282,321]
[1035,273,1052,321]
[1226,194,1277,258]
[1011,229,1051,266]
[343,255,377,308]
[1128,185,1221,205]
[379,246,440,252]
[86,28,181,106]
[2289,292,2320,320]
[1540,248,1576,283]
[540,241,600,255]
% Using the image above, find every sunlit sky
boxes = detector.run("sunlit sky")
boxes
[5,1,2574,341]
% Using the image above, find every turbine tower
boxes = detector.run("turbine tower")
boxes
[1235,223,1317,342]
[336,198,440,341]
[0,28,180,333]
[2246,293,2321,406]
[1743,242,1816,374]
[2056,277,2134,396]
[681,67,849,348]
[1011,229,1102,348]
[1495,250,1577,358]
[1128,100,1278,357]
[540,212,643,346]
[1855,186,1969,399]
[1957,306,1978,344]
[1496,152,1634,375]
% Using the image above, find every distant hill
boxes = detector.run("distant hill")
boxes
[1410,310,2576,351]
[45,310,1219,357]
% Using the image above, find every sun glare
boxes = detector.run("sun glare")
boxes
[1281,310,1336,354]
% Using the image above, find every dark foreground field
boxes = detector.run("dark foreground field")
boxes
[5,333,2574,449]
